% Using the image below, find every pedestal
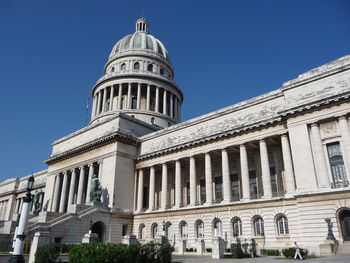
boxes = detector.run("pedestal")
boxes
[155,235,168,245]
[178,239,186,255]
[82,230,99,243]
[212,237,225,259]
[319,240,336,256]
[28,232,51,263]
[122,235,138,245]
[197,240,205,255]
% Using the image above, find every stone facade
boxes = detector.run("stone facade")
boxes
[1,18,350,257]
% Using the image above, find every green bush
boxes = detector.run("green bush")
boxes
[266,249,280,256]
[249,242,257,257]
[35,243,76,263]
[282,247,308,258]
[231,243,250,258]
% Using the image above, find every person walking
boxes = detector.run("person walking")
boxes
[294,241,303,260]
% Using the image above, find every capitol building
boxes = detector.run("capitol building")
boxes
[1,17,350,258]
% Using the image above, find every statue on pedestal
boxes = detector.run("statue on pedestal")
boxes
[90,174,102,203]
[33,189,42,213]
[325,218,335,240]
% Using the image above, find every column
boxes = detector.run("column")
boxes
[161,163,168,209]
[118,84,122,109]
[15,198,21,213]
[189,156,197,206]
[109,85,114,111]
[163,89,167,115]
[178,100,181,122]
[137,169,144,212]
[96,91,102,115]
[102,88,107,112]
[85,164,94,203]
[175,160,182,207]
[77,166,86,205]
[281,134,296,194]
[155,86,159,112]
[98,161,103,178]
[205,152,213,205]
[127,83,132,109]
[137,83,141,109]
[311,123,330,188]
[52,174,61,212]
[174,97,178,120]
[339,116,350,173]
[67,169,77,206]
[240,144,250,200]
[221,148,231,202]
[170,93,174,118]
[59,172,69,213]
[91,95,97,118]
[146,85,151,111]
[260,139,272,198]
[148,167,155,211]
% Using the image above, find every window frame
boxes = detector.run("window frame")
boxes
[277,215,289,235]
[253,216,264,236]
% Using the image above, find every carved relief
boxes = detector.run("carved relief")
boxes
[320,121,338,138]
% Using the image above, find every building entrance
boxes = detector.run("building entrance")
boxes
[340,210,350,241]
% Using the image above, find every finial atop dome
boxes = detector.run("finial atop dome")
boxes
[136,17,149,33]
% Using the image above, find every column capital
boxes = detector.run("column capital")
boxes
[162,163,167,167]
[62,171,68,175]
[79,166,84,170]
[70,169,76,173]
[310,122,319,128]
[338,115,349,121]
[88,163,94,167]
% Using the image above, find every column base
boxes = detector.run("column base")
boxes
[203,202,213,206]
[262,195,272,199]
[221,199,231,204]
[8,255,25,263]
[240,197,250,202]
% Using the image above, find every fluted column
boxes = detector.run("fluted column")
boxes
[77,166,86,205]
[163,89,167,115]
[146,85,151,111]
[137,83,141,109]
[137,169,144,212]
[189,156,197,206]
[339,116,350,173]
[155,86,159,112]
[52,174,61,212]
[102,88,107,112]
[67,169,77,206]
[281,134,296,194]
[127,83,132,109]
[59,172,69,213]
[175,160,182,207]
[161,163,168,209]
[91,95,97,118]
[148,167,155,211]
[118,84,123,109]
[170,93,174,118]
[96,91,102,115]
[221,148,231,202]
[86,164,94,203]
[310,123,330,188]
[240,144,250,200]
[205,152,213,205]
[260,139,272,198]
[109,85,114,111]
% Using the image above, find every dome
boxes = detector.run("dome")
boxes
[108,18,171,63]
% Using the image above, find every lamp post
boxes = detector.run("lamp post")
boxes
[8,175,35,263]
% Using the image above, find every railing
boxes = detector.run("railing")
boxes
[331,180,349,189]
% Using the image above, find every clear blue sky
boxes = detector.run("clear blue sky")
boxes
[0,0,349,182]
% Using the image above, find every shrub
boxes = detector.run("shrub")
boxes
[249,242,257,257]
[266,249,280,256]
[231,243,246,258]
[35,244,60,263]
[282,247,308,258]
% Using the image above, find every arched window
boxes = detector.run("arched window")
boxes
[151,223,158,239]
[232,217,243,237]
[179,221,188,238]
[134,62,140,70]
[139,223,146,240]
[151,117,155,124]
[277,215,289,235]
[212,218,222,237]
[121,63,126,71]
[111,67,115,72]
[91,221,105,243]
[254,217,264,236]
[196,220,205,238]
[165,222,172,239]
[147,64,153,72]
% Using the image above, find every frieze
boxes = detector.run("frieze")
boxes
[320,121,339,138]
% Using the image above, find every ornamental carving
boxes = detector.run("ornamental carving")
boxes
[320,121,338,138]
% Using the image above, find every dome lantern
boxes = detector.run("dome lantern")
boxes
[135,17,148,33]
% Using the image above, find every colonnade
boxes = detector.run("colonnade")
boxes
[51,161,102,213]
[91,83,181,122]
[135,134,296,212]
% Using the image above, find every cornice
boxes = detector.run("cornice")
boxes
[45,131,140,165]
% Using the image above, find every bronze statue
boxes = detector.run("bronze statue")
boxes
[33,189,42,213]
[90,174,102,203]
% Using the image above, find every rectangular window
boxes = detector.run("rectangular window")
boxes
[215,176,223,202]
[122,224,128,236]
[249,171,258,199]
[230,174,240,201]
[200,179,206,204]
[327,142,348,188]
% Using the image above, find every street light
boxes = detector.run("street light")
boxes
[8,175,35,263]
